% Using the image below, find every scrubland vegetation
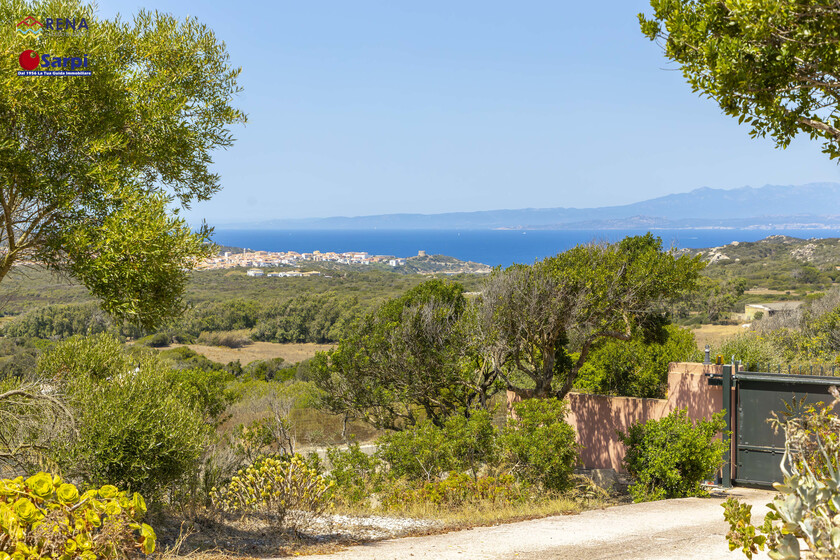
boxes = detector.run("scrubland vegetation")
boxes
[9,0,840,554]
[9,229,840,556]
[0,233,716,556]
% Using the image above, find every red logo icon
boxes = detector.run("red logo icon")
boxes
[18,50,40,70]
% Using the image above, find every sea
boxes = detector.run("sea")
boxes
[210,229,840,268]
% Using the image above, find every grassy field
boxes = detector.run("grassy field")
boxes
[744,288,797,296]
[690,324,746,350]
[163,341,333,365]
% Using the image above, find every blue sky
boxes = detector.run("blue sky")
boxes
[98,0,840,225]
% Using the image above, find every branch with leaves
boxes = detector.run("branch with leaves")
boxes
[640,0,840,160]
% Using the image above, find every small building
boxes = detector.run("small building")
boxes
[745,301,803,321]
[246,269,264,277]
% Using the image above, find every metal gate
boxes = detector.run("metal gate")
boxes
[722,364,839,488]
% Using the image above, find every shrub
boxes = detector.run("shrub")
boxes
[715,333,782,371]
[576,325,697,398]
[325,441,383,506]
[136,332,170,347]
[38,333,131,382]
[243,357,291,382]
[210,455,333,533]
[377,411,498,482]
[158,346,225,372]
[444,410,499,476]
[620,409,727,502]
[0,343,40,381]
[0,376,74,475]
[377,421,450,481]
[382,471,524,510]
[165,367,237,426]
[0,472,155,559]
[197,331,252,348]
[501,398,578,492]
[41,335,211,500]
[250,294,360,344]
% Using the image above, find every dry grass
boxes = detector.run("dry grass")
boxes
[155,512,350,559]
[165,342,334,365]
[370,494,595,526]
[155,492,608,560]
[691,324,746,350]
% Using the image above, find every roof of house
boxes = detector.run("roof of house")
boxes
[745,301,803,311]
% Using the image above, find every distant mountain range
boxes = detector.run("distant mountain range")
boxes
[227,182,840,230]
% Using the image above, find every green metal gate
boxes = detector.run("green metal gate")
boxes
[722,365,838,488]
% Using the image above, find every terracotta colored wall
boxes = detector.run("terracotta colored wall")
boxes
[507,362,724,471]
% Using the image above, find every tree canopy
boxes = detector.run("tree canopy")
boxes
[0,0,245,328]
[640,0,840,160]
[478,234,703,400]
[312,236,702,430]
[310,279,496,430]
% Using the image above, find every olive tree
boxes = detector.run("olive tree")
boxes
[0,0,245,328]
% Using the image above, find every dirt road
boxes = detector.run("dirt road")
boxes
[300,488,775,560]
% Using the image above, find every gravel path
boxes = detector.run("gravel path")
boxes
[296,488,775,560]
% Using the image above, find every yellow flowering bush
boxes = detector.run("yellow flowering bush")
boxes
[0,472,155,559]
[210,455,333,532]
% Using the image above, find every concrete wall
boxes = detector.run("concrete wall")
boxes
[508,362,724,471]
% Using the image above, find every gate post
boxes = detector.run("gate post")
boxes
[722,364,733,488]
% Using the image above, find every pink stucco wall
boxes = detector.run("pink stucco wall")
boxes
[507,362,725,471]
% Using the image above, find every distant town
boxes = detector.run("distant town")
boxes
[198,248,417,272]
[195,248,492,276]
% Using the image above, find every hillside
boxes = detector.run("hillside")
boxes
[403,254,491,274]
[689,235,840,291]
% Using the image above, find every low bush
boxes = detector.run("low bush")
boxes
[377,411,497,482]
[158,346,225,372]
[249,294,360,344]
[136,332,170,347]
[210,455,333,533]
[0,472,155,559]
[576,325,698,398]
[0,340,41,381]
[376,402,577,494]
[197,331,252,348]
[177,299,261,337]
[40,335,213,501]
[325,441,383,506]
[243,357,292,382]
[501,398,579,492]
[715,333,782,371]
[377,421,455,482]
[166,367,237,426]
[620,408,727,502]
